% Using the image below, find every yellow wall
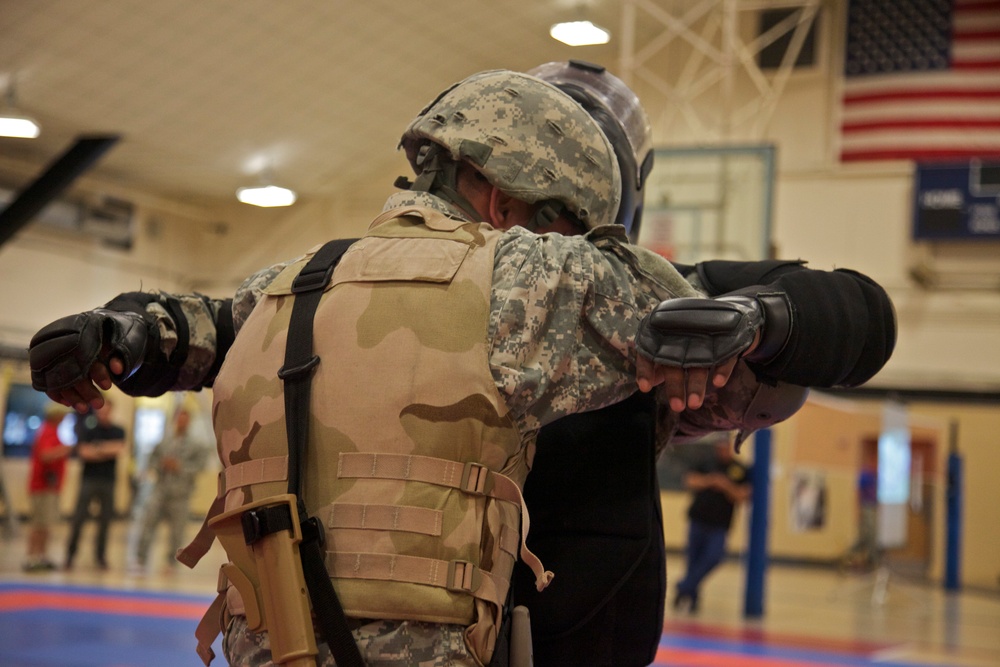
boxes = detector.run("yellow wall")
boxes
[660,391,999,591]
[905,400,1000,590]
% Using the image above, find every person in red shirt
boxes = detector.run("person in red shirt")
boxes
[24,403,72,572]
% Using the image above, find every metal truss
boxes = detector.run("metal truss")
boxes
[617,0,824,141]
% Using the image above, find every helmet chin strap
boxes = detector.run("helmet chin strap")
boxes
[398,142,576,233]
[399,144,485,222]
[524,201,565,233]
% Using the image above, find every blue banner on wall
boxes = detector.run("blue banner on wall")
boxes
[913,161,1000,240]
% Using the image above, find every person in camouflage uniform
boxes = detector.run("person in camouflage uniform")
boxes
[132,406,210,572]
[29,69,892,667]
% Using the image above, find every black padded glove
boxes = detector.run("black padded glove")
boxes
[636,296,766,368]
[29,309,152,392]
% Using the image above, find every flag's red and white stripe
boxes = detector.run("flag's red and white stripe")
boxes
[839,1,1000,162]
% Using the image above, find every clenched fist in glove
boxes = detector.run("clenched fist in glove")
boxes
[635,293,791,412]
[29,309,153,411]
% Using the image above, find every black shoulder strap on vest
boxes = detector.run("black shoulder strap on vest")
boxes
[278,237,365,667]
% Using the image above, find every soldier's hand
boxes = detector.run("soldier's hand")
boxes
[29,310,150,412]
[636,354,741,411]
[635,296,763,411]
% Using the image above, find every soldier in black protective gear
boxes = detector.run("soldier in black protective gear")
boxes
[507,61,896,667]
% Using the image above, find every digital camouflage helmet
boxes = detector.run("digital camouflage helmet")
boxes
[529,60,653,240]
[400,69,622,231]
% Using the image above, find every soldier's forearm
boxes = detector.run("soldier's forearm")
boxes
[100,292,235,394]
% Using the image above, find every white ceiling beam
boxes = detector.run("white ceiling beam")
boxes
[618,0,823,142]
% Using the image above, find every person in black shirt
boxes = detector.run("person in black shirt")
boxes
[507,60,895,667]
[64,398,125,570]
[673,439,752,613]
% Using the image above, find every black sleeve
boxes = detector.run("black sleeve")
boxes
[694,259,807,294]
[204,298,235,387]
[102,291,180,396]
[100,292,236,396]
[691,260,896,388]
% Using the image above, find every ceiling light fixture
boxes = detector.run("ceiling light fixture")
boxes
[0,77,41,139]
[236,183,297,207]
[550,20,610,47]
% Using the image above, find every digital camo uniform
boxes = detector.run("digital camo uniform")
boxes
[129,235,805,667]
[399,71,619,230]
[169,195,795,667]
[143,295,230,390]
[132,207,772,447]
[161,72,776,666]
[224,619,471,667]
[135,421,210,568]
[206,188,706,665]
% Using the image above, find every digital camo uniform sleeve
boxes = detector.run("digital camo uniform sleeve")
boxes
[115,262,289,394]
[489,226,699,435]
[142,294,228,390]
[231,260,291,332]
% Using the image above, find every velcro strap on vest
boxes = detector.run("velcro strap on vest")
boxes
[338,452,518,503]
[222,455,289,494]
[178,457,293,569]
[176,486,226,568]
[337,452,554,592]
[329,502,443,536]
[325,551,507,608]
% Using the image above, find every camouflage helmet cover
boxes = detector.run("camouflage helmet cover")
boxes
[400,70,622,229]
[528,61,652,181]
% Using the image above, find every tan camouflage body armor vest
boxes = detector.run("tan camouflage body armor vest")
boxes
[208,206,548,665]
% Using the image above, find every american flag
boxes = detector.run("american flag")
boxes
[839,0,1000,162]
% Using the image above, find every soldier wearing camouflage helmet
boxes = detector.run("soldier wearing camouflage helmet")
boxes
[27,68,879,666]
[398,70,620,229]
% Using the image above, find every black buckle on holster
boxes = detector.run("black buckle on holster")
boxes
[300,515,326,549]
[241,505,294,546]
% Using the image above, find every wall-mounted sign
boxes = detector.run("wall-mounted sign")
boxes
[913,161,1000,240]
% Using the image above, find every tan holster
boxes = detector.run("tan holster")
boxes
[209,494,319,667]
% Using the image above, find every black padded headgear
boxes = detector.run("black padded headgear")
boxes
[529,60,654,240]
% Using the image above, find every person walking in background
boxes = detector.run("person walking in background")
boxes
[23,403,72,572]
[130,406,209,574]
[64,398,125,571]
[842,447,879,571]
[673,437,752,613]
